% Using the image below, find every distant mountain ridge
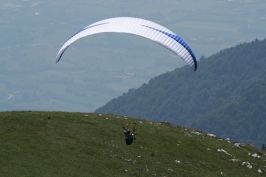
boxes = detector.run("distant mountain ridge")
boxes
[95,38,266,147]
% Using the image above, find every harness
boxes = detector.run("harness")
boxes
[125,134,133,145]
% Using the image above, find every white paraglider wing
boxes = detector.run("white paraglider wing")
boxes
[56,17,197,71]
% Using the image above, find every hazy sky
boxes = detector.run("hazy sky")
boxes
[1,0,266,112]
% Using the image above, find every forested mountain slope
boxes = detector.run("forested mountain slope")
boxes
[192,77,266,148]
[95,38,266,147]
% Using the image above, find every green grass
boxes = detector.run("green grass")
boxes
[0,111,265,176]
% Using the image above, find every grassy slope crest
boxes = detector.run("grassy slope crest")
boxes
[1,111,266,176]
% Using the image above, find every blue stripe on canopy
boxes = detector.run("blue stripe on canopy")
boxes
[142,25,197,71]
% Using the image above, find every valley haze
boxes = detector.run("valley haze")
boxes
[1,0,265,112]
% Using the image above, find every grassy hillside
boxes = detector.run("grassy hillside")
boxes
[1,111,266,176]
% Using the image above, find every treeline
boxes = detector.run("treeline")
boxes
[95,38,266,147]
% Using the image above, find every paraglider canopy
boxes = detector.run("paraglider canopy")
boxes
[56,17,197,71]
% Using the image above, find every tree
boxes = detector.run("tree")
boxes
[261,144,266,151]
